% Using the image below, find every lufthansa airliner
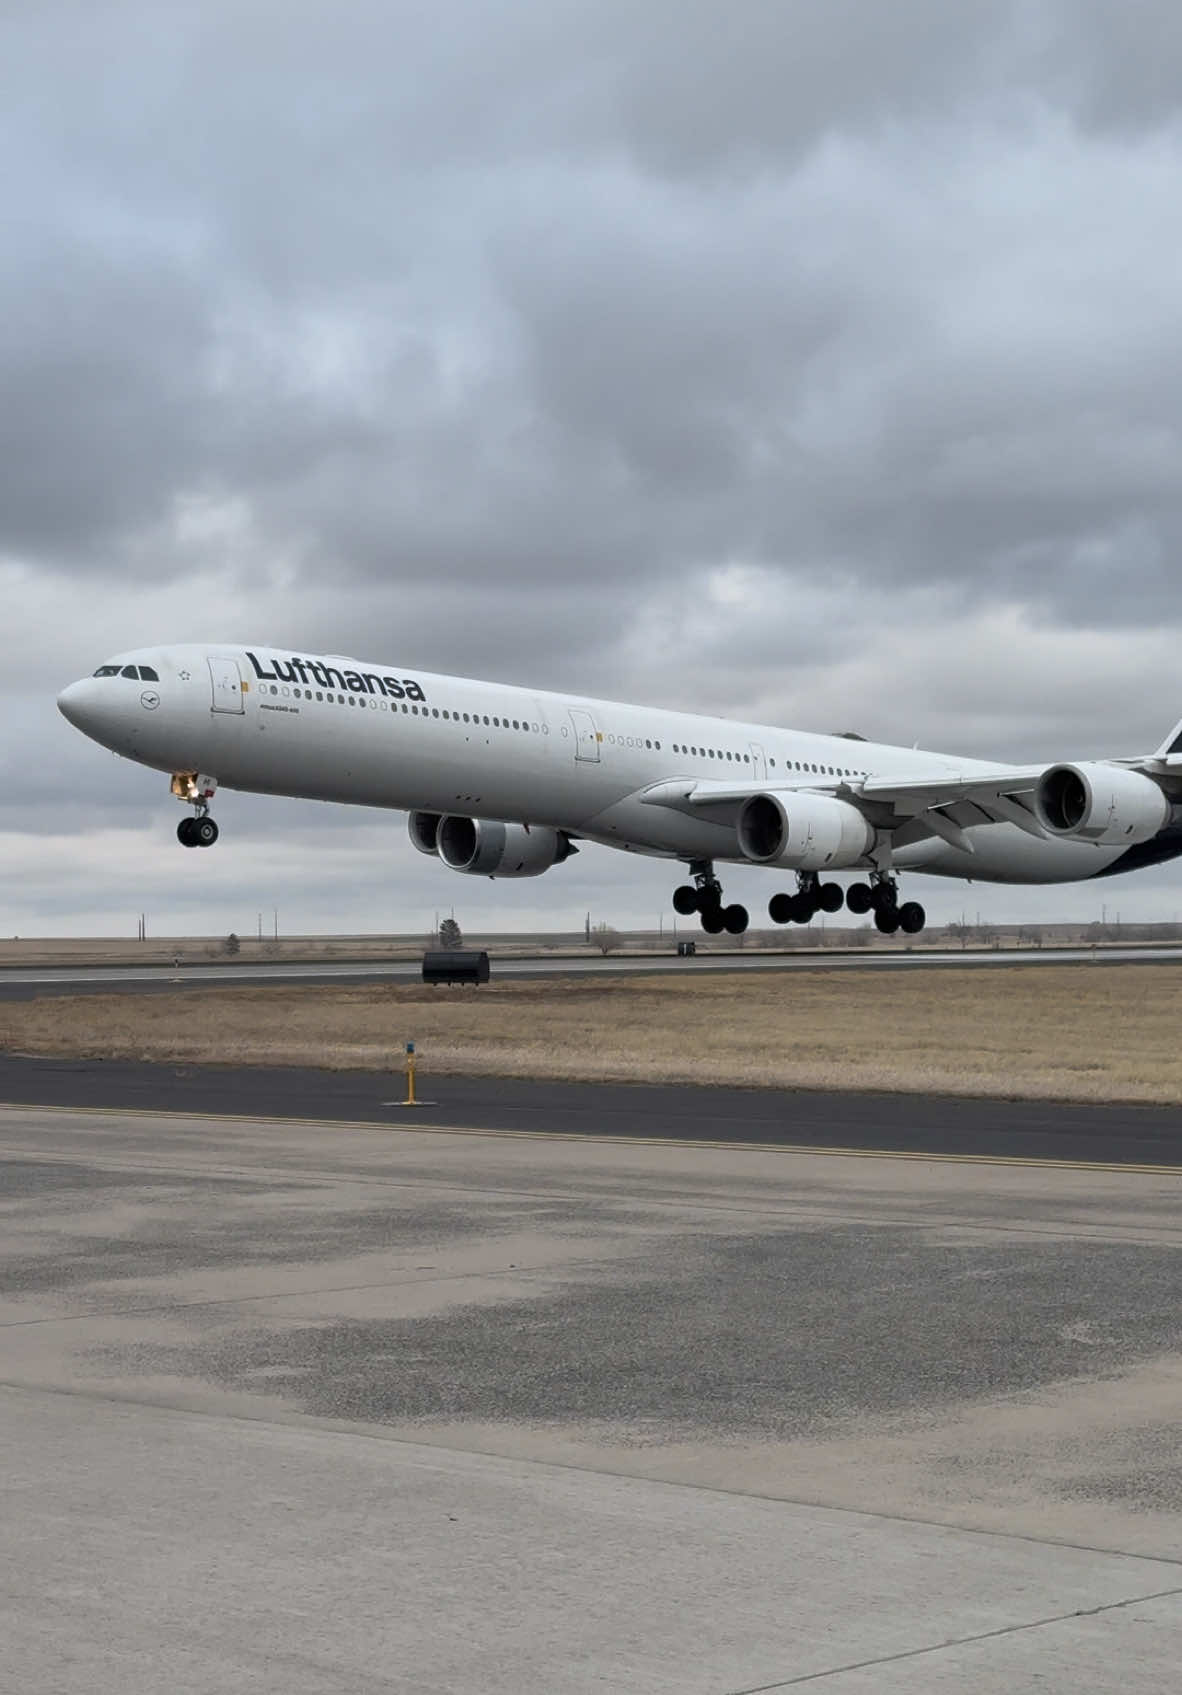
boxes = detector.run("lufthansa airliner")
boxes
[57,644,1182,936]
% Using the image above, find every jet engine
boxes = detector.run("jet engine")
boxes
[436,817,575,878]
[1033,763,1169,847]
[737,791,875,871]
[408,811,443,856]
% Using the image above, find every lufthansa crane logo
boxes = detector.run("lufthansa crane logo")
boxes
[140,690,161,711]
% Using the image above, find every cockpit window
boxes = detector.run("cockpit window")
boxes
[138,666,159,681]
[93,665,122,677]
[121,665,139,679]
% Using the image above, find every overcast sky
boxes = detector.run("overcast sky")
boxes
[5,0,1182,937]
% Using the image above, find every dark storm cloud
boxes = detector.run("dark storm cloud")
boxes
[1,0,1178,645]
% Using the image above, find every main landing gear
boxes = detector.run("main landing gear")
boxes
[768,872,926,935]
[171,772,220,849]
[673,861,749,936]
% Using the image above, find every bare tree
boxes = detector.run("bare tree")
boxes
[592,923,621,955]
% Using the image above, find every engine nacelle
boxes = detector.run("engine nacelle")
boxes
[737,791,875,870]
[408,811,443,856]
[436,817,574,878]
[1033,763,1169,847]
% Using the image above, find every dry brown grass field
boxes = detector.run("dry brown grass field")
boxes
[3,964,1182,1102]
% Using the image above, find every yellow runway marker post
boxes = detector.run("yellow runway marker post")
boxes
[385,1040,435,1110]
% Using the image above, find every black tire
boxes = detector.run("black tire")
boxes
[818,881,844,914]
[194,817,219,848]
[723,904,749,935]
[177,818,198,848]
[768,892,794,924]
[898,901,926,935]
[790,894,816,924]
[874,907,900,935]
[846,882,872,914]
[673,884,699,916]
[700,906,725,935]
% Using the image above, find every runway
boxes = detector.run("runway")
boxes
[1,1052,1180,1167]
[3,1101,1181,1692]
[2,940,1182,999]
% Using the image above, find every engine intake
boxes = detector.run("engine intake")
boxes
[1034,763,1169,848]
[408,811,443,856]
[437,817,575,878]
[737,791,875,870]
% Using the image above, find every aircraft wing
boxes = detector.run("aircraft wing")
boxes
[641,766,1052,850]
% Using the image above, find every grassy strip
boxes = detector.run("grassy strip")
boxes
[2,965,1181,1104]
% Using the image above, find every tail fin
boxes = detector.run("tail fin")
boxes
[1153,718,1182,759]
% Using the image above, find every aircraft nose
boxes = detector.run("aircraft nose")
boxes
[57,678,97,730]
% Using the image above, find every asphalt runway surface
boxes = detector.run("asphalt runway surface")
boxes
[4,1103,1181,1692]
[3,941,1182,999]
[1,1051,1179,1167]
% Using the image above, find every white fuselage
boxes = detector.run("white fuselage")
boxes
[56,642,1159,887]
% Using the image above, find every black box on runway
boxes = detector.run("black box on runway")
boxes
[422,950,491,986]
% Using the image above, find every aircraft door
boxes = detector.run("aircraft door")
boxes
[208,656,245,714]
[569,707,601,762]
[748,742,767,780]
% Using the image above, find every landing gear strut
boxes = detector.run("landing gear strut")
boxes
[865,872,925,936]
[768,872,926,935]
[673,861,748,936]
[767,873,843,926]
[172,772,220,849]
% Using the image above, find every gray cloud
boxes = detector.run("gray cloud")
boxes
[4,1,1182,931]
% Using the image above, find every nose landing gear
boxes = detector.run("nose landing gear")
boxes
[172,772,220,849]
[177,816,219,848]
[673,861,748,936]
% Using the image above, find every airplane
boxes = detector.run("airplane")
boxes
[57,643,1182,937]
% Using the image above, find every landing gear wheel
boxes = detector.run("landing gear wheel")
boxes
[194,817,219,847]
[898,901,926,936]
[722,904,748,936]
[177,818,199,848]
[790,894,816,924]
[846,882,873,915]
[769,892,794,925]
[874,907,900,935]
[700,906,725,935]
[673,884,699,916]
[818,881,844,914]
